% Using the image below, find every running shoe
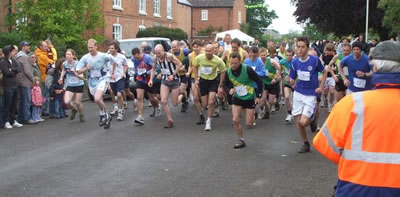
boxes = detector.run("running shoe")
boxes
[104,113,112,129]
[134,116,144,125]
[234,140,246,149]
[204,119,211,131]
[298,143,311,153]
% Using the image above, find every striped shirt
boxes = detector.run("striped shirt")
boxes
[157,53,178,80]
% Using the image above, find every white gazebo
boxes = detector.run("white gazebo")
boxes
[215,29,255,45]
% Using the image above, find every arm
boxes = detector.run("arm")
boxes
[170,54,182,76]
[20,56,34,83]
[247,66,263,98]
[271,59,281,83]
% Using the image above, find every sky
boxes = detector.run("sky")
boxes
[264,0,304,34]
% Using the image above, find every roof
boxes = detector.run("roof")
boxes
[188,0,235,8]
[178,0,192,6]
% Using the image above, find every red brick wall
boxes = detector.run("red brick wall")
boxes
[192,7,232,37]
[232,0,246,29]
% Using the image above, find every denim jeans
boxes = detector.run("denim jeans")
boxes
[41,84,50,114]
[0,95,4,127]
[18,86,32,123]
[31,106,41,121]
[3,87,19,125]
[54,94,66,118]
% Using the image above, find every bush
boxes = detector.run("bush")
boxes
[0,32,29,49]
[136,26,188,41]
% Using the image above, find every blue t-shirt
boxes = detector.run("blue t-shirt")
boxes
[280,58,293,76]
[77,52,112,79]
[243,57,266,77]
[64,60,84,87]
[133,54,153,84]
[290,55,324,96]
[340,54,372,92]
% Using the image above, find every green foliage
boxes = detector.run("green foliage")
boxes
[6,0,104,57]
[0,32,29,48]
[136,26,188,41]
[378,0,400,36]
[245,0,278,38]
[196,25,222,36]
[302,23,336,41]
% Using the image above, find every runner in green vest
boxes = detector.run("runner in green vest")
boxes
[224,52,263,149]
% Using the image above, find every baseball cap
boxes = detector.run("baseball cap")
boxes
[19,41,31,48]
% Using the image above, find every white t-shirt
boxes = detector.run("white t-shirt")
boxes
[109,53,128,82]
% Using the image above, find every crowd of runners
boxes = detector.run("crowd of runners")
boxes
[0,33,380,151]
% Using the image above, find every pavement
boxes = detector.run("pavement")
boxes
[0,100,337,197]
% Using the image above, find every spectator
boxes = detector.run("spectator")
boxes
[0,45,23,129]
[45,65,56,118]
[29,52,41,80]
[31,77,44,122]
[0,48,4,58]
[35,40,55,116]
[51,58,66,119]
[45,39,57,62]
[0,63,3,128]
[16,41,36,124]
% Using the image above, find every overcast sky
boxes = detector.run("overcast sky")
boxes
[264,0,304,34]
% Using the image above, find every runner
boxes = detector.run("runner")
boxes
[319,43,336,112]
[259,47,281,119]
[148,44,183,128]
[225,52,263,149]
[76,39,113,129]
[186,40,205,124]
[132,47,160,124]
[213,41,229,112]
[280,49,295,123]
[108,42,128,121]
[222,38,249,68]
[193,44,226,131]
[59,49,85,122]
[243,46,266,124]
[289,37,324,153]
[223,34,232,51]
[339,41,372,94]
[169,40,190,112]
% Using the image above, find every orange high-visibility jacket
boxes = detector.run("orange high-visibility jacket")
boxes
[313,74,400,196]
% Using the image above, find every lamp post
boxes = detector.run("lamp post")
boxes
[365,0,369,42]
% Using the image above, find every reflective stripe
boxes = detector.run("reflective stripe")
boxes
[342,150,400,165]
[321,124,343,154]
[351,93,364,150]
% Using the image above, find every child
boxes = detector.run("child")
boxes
[51,58,66,119]
[31,77,45,122]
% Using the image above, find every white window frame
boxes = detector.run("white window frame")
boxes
[167,0,173,19]
[201,10,208,21]
[139,0,147,15]
[113,24,122,40]
[154,0,161,17]
[113,0,123,10]
[238,11,242,24]
[138,25,146,31]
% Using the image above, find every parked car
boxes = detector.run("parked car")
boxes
[119,37,172,58]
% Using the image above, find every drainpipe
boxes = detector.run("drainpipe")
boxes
[8,0,12,32]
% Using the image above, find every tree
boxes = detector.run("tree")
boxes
[302,23,336,41]
[136,26,188,41]
[6,0,104,56]
[245,0,278,38]
[378,0,400,37]
[291,0,390,40]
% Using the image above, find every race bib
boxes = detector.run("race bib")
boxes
[68,76,80,84]
[297,71,310,81]
[251,66,256,71]
[343,67,349,76]
[90,70,102,78]
[200,67,213,75]
[161,68,170,75]
[353,77,366,88]
[137,68,147,75]
[265,69,269,76]
[235,85,248,97]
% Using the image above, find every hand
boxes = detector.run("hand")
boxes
[157,74,162,80]
[271,79,276,84]
[229,88,235,95]
[167,75,174,81]
[344,79,350,87]
[185,72,190,78]
[285,75,290,82]
[356,71,365,78]
[315,87,323,94]
[58,79,63,85]
[255,98,261,105]
[148,81,153,87]
[195,80,199,87]
[111,74,115,81]
[86,64,92,70]
[333,76,339,83]
[122,73,126,79]
[217,87,224,95]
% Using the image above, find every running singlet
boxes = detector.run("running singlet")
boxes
[194,54,226,80]
[169,48,188,76]
[289,55,324,96]
[64,60,84,87]
[226,48,244,67]
[189,51,203,79]
[262,57,279,85]
[133,54,153,84]
[109,53,128,82]
[157,53,178,80]
[227,64,255,100]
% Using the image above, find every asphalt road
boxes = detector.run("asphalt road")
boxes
[0,100,337,197]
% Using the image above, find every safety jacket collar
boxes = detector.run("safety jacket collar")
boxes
[372,72,400,88]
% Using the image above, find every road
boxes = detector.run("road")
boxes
[0,100,337,197]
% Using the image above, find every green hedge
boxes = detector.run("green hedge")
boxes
[136,26,188,41]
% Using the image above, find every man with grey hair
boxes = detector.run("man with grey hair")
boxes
[313,41,400,196]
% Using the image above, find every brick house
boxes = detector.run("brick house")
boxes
[188,0,246,37]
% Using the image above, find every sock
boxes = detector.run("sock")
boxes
[288,110,292,115]
[207,118,211,122]
[113,103,118,109]
[99,110,105,116]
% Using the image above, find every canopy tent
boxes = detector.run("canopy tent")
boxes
[215,29,255,45]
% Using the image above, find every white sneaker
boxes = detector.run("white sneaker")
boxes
[117,111,124,121]
[271,105,276,113]
[155,105,161,117]
[28,119,38,124]
[148,101,152,107]
[204,119,211,131]
[328,104,333,113]
[4,122,12,129]
[258,108,265,120]
[110,107,118,116]
[133,99,138,112]
[285,114,293,123]
[13,121,23,128]
[39,118,45,122]
[134,116,144,125]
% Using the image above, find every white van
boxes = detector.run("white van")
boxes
[119,37,172,58]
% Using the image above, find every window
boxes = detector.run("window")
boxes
[139,0,146,15]
[238,11,242,24]
[138,25,146,31]
[167,0,172,19]
[113,0,122,10]
[113,24,122,40]
[154,0,160,17]
[201,10,208,21]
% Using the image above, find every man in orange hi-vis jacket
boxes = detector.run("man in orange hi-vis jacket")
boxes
[313,41,400,197]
